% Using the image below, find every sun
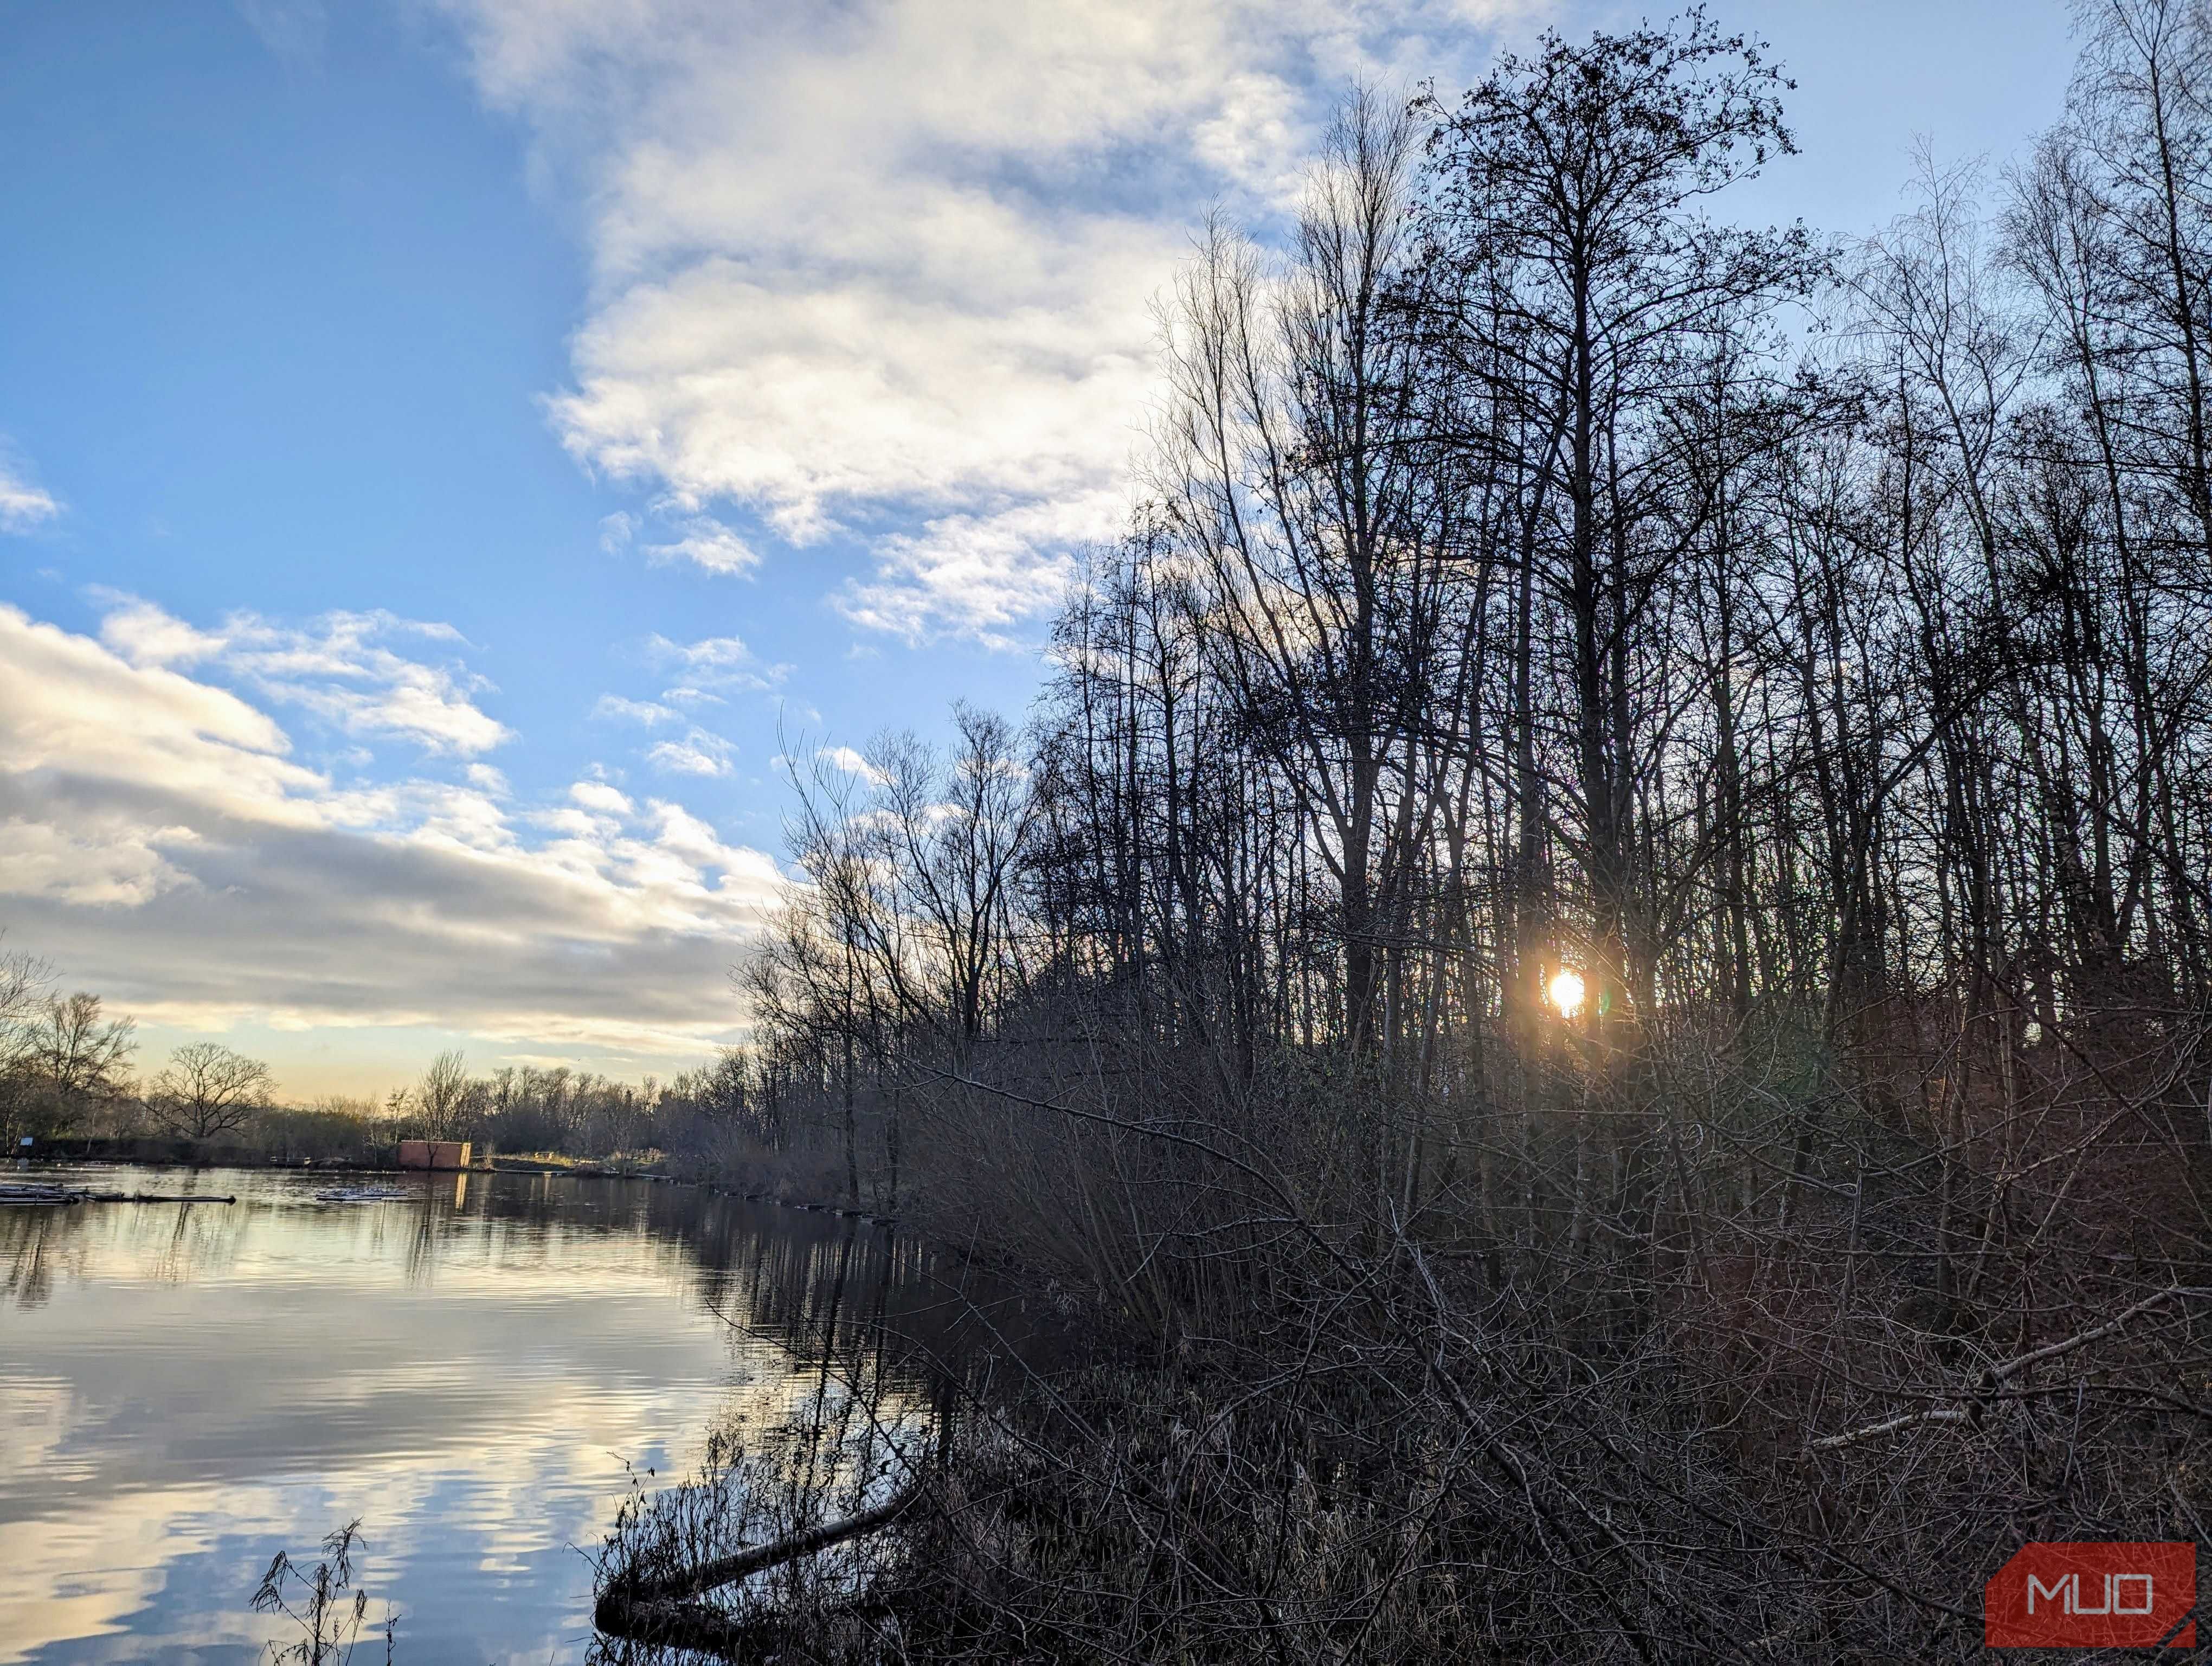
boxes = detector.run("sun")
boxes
[1548,968,1586,1017]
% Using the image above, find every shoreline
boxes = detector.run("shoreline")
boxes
[13,1148,898,1226]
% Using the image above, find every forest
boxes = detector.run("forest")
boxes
[635,4,2212,1661]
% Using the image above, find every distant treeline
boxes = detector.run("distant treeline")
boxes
[0,950,754,1167]
[377,1046,762,1169]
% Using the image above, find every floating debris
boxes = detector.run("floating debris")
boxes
[312,1186,414,1203]
[0,1183,88,1207]
[0,1185,237,1206]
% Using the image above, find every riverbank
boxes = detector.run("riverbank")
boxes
[21,1137,652,1180]
[14,1141,903,1227]
[18,1134,411,1171]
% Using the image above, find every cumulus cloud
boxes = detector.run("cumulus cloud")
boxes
[0,445,62,532]
[646,726,735,777]
[815,745,886,786]
[644,631,785,695]
[0,603,779,1070]
[433,0,1523,639]
[593,693,679,726]
[839,499,1095,645]
[644,516,758,576]
[98,597,511,757]
[599,505,758,576]
[569,780,634,816]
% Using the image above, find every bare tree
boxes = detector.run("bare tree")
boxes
[1423,11,1819,1034]
[415,1049,471,1140]
[34,992,136,1101]
[0,947,54,1144]
[149,1041,275,1140]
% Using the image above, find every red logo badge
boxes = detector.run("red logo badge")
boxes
[1986,1542,2196,1648]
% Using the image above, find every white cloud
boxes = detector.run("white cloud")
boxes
[0,603,779,1072]
[659,684,724,707]
[644,631,785,693]
[433,0,1525,639]
[644,516,758,576]
[838,497,1096,645]
[592,693,679,725]
[98,597,512,758]
[646,632,752,670]
[0,445,62,532]
[98,597,226,666]
[600,505,757,576]
[569,780,634,816]
[815,745,886,786]
[646,726,735,777]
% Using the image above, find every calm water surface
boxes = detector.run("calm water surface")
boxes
[0,1165,976,1664]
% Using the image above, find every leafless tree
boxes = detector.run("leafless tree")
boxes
[415,1049,471,1141]
[148,1041,275,1140]
[34,992,135,1103]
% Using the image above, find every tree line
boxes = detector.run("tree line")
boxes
[385,1045,758,1164]
[0,945,748,1163]
[714,6,2212,1659]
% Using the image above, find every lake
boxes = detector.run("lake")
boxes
[0,1164,995,1663]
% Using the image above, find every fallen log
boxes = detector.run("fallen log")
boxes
[0,1184,86,1206]
[594,1474,925,1659]
[0,1186,239,1205]
[91,1192,237,1204]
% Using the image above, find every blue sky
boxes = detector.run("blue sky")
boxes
[0,0,2079,1098]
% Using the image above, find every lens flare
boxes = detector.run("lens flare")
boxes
[1548,968,1586,1017]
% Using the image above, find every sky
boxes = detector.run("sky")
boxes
[0,0,2080,1100]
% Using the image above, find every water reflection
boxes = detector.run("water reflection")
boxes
[0,1167,1013,1664]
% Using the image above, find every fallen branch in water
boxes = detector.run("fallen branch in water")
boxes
[87,1191,239,1204]
[0,1184,237,1206]
[593,1474,926,1659]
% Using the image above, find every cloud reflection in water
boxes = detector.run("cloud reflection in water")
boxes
[0,1169,938,1664]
